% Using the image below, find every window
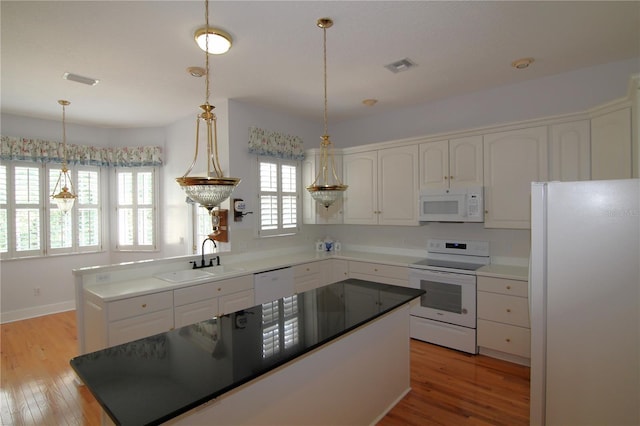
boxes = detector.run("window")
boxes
[258,158,299,237]
[261,295,300,358]
[115,167,157,251]
[0,161,102,258]
[192,203,217,255]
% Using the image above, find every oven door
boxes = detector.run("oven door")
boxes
[409,268,476,328]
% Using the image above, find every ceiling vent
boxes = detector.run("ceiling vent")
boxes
[63,72,99,86]
[385,58,416,73]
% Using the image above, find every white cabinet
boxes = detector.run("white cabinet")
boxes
[419,136,483,190]
[174,275,254,327]
[293,260,326,293]
[106,291,174,347]
[591,107,632,180]
[328,259,349,284]
[302,150,344,224]
[549,120,590,181]
[477,275,530,365]
[343,145,419,225]
[347,261,409,287]
[483,126,548,229]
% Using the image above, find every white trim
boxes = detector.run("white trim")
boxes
[0,300,75,324]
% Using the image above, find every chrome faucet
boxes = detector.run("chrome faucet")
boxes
[191,237,220,269]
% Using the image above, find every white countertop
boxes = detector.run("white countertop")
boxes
[477,263,529,281]
[81,247,527,302]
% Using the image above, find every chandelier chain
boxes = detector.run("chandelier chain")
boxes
[323,25,328,137]
[204,0,210,103]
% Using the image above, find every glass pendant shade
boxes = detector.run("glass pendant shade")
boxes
[306,135,347,209]
[194,28,232,54]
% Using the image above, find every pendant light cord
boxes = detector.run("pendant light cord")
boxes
[204,0,210,104]
[323,24,328,137]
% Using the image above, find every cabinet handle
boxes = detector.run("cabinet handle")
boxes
[506,308,511,313]
[506,285,511,290]
[306,268,310,272]
[141,304,147,308]
[444,176,448,180]
[374,268,378,272]
[505,338,511,343]
[218,288,222,292]
[450,175,454,180]
[485,210,489,214]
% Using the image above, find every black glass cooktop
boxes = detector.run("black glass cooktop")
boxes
[70,279,423,426]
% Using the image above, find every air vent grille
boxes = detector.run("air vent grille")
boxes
[385,58,416,73]
[63,72,99,86]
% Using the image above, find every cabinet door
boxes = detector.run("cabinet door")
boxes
[449,135,483,188]
[483,126,548,229]
[378,145,419,225]
[174,299,219,328]
[591,107,631,180]
[329,259,349,284]
[109,309,174,346]
[550,120,590,181]
[343,151,378,224]
[419,140,449,190]
[219,289,255,315]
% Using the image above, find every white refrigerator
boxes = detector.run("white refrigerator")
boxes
[530,179,640,425]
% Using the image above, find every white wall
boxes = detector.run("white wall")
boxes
[332,58,640,147]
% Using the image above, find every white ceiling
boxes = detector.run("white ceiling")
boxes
[2,1,639,129]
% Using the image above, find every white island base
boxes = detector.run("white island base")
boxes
[160,304,412,426]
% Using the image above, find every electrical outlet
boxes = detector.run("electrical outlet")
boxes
[33,287,41,296]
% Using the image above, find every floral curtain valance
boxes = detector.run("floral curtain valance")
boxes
[0,136,163,167]
[248,126,305,160]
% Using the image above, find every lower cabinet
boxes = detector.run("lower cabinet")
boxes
[293,260,326,293]
[86,274,255,351]
[328,259,349,284]
[477,275,530,365]
[348,261,409,287]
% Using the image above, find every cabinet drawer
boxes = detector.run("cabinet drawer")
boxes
[292,261,321,278]
[477,276,528,297]
[174,282,217,306]
[215,275,253,295]
[348,261,407,280]
[478,319,530,358]
[477,291,529,327]
[108,309,174,346]
[174,299,218,328]
[108,292,173,321]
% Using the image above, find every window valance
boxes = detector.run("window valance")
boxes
[248,126,305,160]
[0,136,163,167]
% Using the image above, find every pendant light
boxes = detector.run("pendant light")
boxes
[306,18,347,209]
[176,0,240,236]
[50,100,77,213]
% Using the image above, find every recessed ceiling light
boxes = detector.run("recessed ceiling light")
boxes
[63,72,99,86]
[385,58,416,74]
[362,99,378,106]
[194,27,233,54]
[511,57,534,69]
[187,66,206,77]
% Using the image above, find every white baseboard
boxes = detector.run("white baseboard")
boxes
[1,300,76,324]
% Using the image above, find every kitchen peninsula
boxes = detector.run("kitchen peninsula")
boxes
[71,279,424,425]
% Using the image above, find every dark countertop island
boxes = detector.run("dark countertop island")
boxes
[70,279,424,425]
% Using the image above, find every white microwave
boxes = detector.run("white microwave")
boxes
[419,187,484,222]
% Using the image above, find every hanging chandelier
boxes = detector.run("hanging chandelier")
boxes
[306,18,347,209]
[176,0,240,234]
[51,99,77,214]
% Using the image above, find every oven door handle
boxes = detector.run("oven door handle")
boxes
[409,269,476,286]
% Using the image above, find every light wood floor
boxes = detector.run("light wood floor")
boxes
[1,311,529,425]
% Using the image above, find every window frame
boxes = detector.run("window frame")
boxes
[0,160,104,259]
[113,166,159,252]
[257,157,301,238]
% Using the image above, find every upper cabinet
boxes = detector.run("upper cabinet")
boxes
[483,126,548,229]
[419,136,483,190]
[343,145,419,225]
[590,107,632,180]
[549,120,591,181]
[302,150,344,224]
